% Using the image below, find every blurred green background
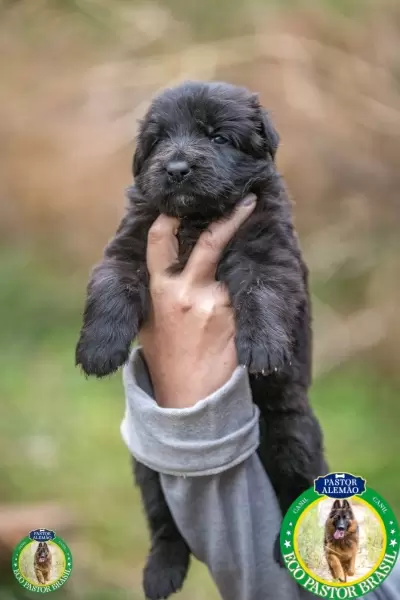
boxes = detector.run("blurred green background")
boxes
[0,0,399,597]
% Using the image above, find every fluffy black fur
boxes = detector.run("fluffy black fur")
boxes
[76,81,327,599]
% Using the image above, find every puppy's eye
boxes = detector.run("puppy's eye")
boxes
[211,134,228,145]
[151,135,162,148]
[149,129,167,149]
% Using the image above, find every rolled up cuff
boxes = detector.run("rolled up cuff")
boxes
[121,347,260,477]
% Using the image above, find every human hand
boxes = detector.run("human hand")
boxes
[138,194,257,408]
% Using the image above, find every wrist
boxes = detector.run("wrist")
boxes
[144,350,237,409]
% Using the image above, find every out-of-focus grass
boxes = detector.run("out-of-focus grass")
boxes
[365,513,384,565]
[0,0,371,49]
[297,504,325,572]
[0,248,399,596]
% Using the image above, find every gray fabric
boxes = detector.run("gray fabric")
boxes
[366,565,400,600]
[121,351,260,477]
[121,347,399,600]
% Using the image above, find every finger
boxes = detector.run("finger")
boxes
[146,214,180,276]
[183,194,256,284]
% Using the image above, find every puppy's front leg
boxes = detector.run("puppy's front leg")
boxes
[76,207,152,377]
[220,248,303,374]
[234,283,294,373]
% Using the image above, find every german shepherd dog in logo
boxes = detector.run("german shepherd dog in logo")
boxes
[34,542,52,584]
[325,499,359,582]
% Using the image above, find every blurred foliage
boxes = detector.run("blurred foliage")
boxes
[0,0,399,597]
[297,503,325,573]
[365,513,384,565]
[1,0,373,41]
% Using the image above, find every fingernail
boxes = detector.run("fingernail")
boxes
[241,193,257,206]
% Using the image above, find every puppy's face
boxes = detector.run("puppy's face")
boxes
[133,81,279,217]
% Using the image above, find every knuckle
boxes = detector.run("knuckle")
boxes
[150,276,167,297]
[205,303,217,317]
[199,230,219,253]
[147,222,166,245]
[197,294,219,317]
[216,290,231,308]
[175,289,192,312]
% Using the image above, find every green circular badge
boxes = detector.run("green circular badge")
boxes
[12,529,72,592]
[280,474,399,598]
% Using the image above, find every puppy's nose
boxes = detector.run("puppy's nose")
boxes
[166,160,191,182]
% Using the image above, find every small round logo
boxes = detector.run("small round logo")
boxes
[12,529,72,592]
[280,473,399,598]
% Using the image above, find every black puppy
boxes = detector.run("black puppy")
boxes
[76,81,327,599]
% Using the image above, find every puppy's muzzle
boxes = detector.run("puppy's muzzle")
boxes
[166,160,191,183]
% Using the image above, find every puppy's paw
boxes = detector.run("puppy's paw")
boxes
[236,333,290,374]
[75,327,131,378]
[143,540,190,600]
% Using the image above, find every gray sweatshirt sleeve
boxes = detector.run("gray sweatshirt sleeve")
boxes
[120,347,400,600]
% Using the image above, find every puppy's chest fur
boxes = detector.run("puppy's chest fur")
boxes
[175,218,221,269]
[178,219,205,250]
[163,212,261,281]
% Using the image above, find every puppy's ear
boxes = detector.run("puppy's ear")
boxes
[342,500,351,510]
[260,108,280,160]
[251,94,280,160]
[332,500,342,510]
[132,123,145,177]
[132,117,153,177]
[132,146,143,177]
